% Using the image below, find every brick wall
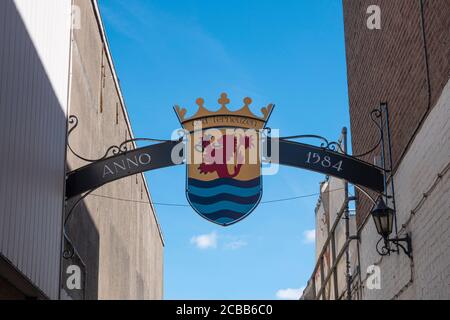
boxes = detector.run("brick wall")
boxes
[342,0,450,225]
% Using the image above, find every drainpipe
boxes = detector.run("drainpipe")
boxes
[342,127,352,300]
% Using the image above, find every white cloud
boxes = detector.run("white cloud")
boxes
[276,287,305,300]
[224,239,248,250]
[303,229,315,244]
[190,232,218,250]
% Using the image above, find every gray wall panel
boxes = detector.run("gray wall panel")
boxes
[0,0,71,299]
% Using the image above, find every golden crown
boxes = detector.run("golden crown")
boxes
[174,93,274,131]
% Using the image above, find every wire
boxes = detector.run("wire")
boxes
[261,188,344,203]
[88,188,346,207]
[399,161,450,233]
[89,193,188,207]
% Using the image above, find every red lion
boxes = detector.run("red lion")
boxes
[198,134,254,178]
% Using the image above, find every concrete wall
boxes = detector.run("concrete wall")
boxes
[65,0,163,299]
[310,176,358,300]
[315,183,329,261]
[0,0,72,299]
[313,186,329,298]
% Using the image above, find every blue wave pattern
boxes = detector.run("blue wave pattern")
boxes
[187,177,262,226]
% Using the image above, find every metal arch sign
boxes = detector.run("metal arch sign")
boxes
[66,93,384,226]
[66,140,180,199]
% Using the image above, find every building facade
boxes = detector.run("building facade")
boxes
[303,175,358,300]
[0,0,163,299]
[0,0,72,299]
[343,0,449,300]
[303,0,449,300]
[64,0,164,300]
[301,134,361,300]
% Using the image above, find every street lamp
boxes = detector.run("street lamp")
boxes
[371,198,394,238]
[370,197,412,258]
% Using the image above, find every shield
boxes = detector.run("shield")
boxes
[186,129,262,226]
[175,93,273,226]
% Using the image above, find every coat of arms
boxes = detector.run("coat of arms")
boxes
[175,93,274,226]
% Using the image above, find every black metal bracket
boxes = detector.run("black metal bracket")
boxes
[63,190,95,260]
[63,115,173,260]
[67,115,171,164]
[353,103,413,259]
[376,234,412,258]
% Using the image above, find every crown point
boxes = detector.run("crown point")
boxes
[196,98,205,107]
[261,104,274,120]
[175,105,187,121]
[218,93,230,107]
[243,97,252,106]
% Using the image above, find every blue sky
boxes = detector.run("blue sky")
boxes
[98,0,350,300]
